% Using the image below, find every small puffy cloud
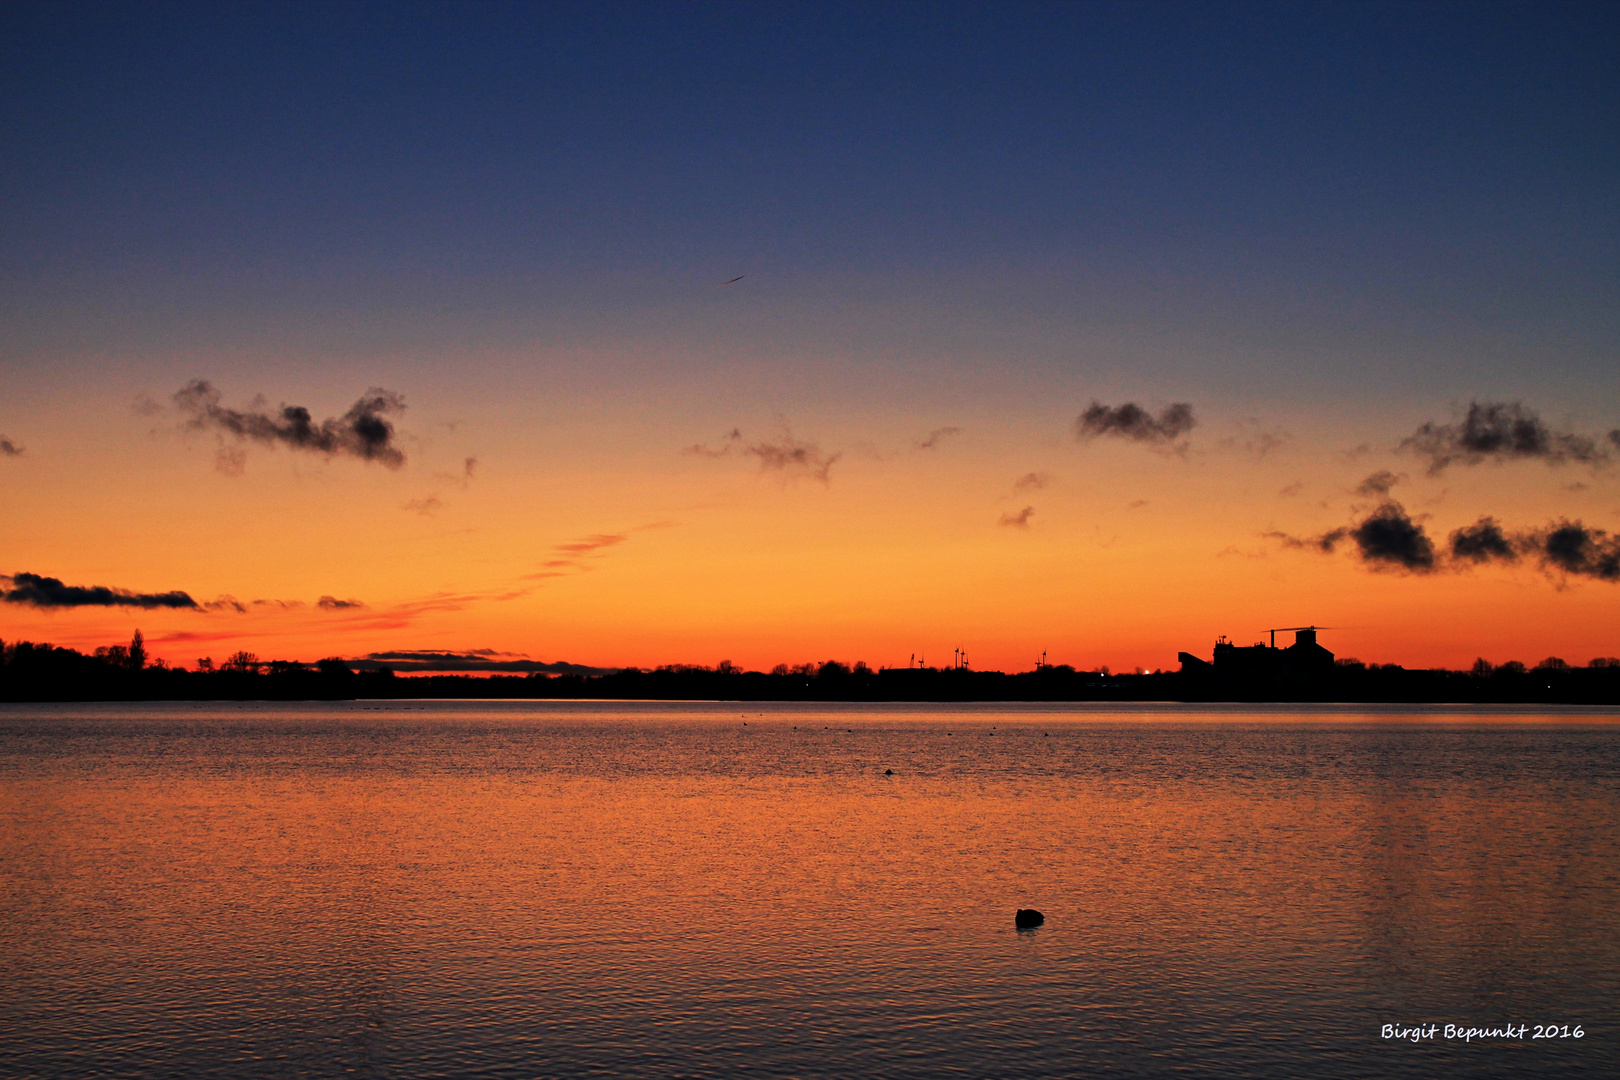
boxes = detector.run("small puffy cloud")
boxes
[1449,517,1517,564]
[174,380,408,470]
[1354,471,1402,498]
[1399,401,1611,475]
[1269,502,1435,571]
[0,436,23,457]
[317,595,367,610]
[998,506,1035,528]
[1348,503,1436,571]
[1535,521,1620,581]
[1013,472,1050,491]
[1075,401,1196,452]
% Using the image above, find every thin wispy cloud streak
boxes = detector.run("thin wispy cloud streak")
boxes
[687,426,841,483]
[1219,419,1289,459]
[2,572,199,609]
[433,457,479,486]
[519,528,660,582]
[915,426,961,450]
[202,595,359,614]
[1400,401,1615,475]
[1075,401,1196,452]
[174,380,408,469]
[554,534,627,556]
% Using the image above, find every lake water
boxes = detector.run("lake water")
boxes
[2,700,1617,1078]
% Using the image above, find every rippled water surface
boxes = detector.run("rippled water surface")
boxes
[2,700,1618,1078]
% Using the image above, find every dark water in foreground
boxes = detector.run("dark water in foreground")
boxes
[1,701,1617,1078]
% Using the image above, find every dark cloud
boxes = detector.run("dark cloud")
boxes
[1449,517,1518,564]
[347,651,611,675]
[1354,470,1402,497]
[0,436,23,456]
[1075,401,1196,450]
[998,506,1034,528]
[316,595,366,610]
[1269,502,1435,571]
[1278,509,1620,585]
[688,427,840,482]
[1348,503,1437,571]
[174,380,407,469]
[1399,401,1610,475]
[1,572,199,609]
[915,426,962,450]
[1535,521,1620,581]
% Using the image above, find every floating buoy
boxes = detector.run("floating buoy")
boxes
[1015,908,1045,929]
[884,768,893,775]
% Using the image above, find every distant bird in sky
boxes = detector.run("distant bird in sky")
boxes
[717,275,745,286]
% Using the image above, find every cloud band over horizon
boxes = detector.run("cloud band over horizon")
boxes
[1,572,200,609]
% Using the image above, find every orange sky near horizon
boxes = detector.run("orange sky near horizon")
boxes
[5,368,1618,674]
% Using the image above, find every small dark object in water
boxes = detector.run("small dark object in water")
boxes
[884,768,893,775]
[1015,909,1045,928]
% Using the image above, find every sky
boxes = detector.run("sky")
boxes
[3,0,1619,674]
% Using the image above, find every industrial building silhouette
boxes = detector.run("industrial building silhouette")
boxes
[1178,626,1335,679]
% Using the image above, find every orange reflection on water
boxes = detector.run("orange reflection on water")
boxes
[2,704,1617,1077]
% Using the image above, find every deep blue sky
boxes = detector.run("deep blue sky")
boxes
[3,1,1618,409]
[6,2,1620,669]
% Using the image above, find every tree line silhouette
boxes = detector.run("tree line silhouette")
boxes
[3,632,1619,703]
